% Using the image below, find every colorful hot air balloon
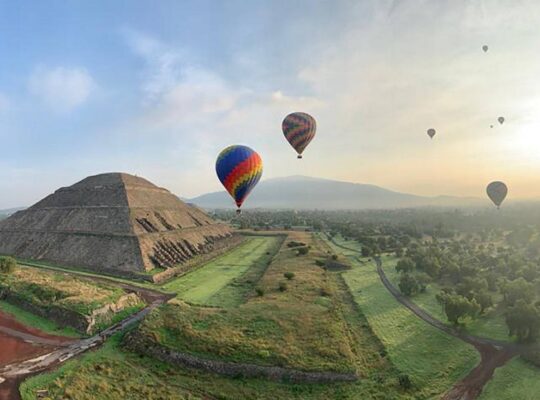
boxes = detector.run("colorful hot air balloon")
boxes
[427,128,436,139]
[482,45,488,53]
[486,181,508,209]
[282,112,316,159]
[215,145,263,214]
[498,116,505,125]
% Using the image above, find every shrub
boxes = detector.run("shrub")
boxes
[331,254,338,260]
[315,259,325,266]
[278,282,288,292]
[320,287,331,297]
[398,374,412,390]
[297,247,309,256]
[255,288,265,297]
[284,272,295,280]
[0,256,16,274]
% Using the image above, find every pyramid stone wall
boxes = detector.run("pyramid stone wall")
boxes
[0,173,233,276]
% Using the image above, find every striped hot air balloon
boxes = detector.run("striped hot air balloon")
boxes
[282,112,316,159]
[215,145,263,214]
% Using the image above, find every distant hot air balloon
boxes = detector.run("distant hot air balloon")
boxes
[282,112,316,159]
[490,125,493,129]
[427,128,436,139]
[486,181,508,209]
[482,45,488,53]
[498,117,505,125]
[215,145,263,214]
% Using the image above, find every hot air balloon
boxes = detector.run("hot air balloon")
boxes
[215,145,263,214]
[498,117,505,125]
[490,125,493,129]
[427,128,436,139]
[282,112,316,159]
[486,181,508,209]
[482,45,488,53]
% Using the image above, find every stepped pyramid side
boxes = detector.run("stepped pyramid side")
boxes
[0,173,233,275]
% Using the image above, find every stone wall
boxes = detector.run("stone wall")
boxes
[124,332,358,384]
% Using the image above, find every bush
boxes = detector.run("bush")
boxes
[255,288,265,297]
[320,287,331,297]
[398,374,412,390]
[0,256,17,274]
[278,282,288,292]
[315,259,325,266]
[331,254,338,260]
[284,272,295,280]
[297,247,309,256]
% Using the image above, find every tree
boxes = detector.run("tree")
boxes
[505,299,540,342]
[439,293,481,325]
[297,247,309,256]
[473,290,493,314]
[395,247,404,258]
[361,246,372,257]
[284,272,295,280]
[398,273,420,296]
[501,278,534,307]
[396,258,415,274]
[0,256,16,274]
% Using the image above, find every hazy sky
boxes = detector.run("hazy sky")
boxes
[1,0,540,208]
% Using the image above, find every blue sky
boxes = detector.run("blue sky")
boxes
[1,0,540,208]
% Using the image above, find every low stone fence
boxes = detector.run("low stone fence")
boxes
[124,333,358,384]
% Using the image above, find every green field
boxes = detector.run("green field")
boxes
[322,236,481,398]
[478,358,540,400]
[0,300,80,338]
[162,236,283,306]
[380,260,511,342]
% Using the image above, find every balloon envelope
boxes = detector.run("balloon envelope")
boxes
[498,117,505,124]
[215,145,263,210]
[427,128,436,139]
[282,112,316,158]
[482,45,488,52]
[486,181,508,208]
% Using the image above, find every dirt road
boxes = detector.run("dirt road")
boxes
[326,235,525,400]
[0,273,173,400]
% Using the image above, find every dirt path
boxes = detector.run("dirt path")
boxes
[326,235,526,400]
[0,273,173,400]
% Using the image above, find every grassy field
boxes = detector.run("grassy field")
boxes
[380,260,511,341]
[0,300,80,338]
[478,358,540,400]
[318,235,481,398]
[162,236,283,306]
[137,232,362,373]
[19,331,406,400]
[0,266,127,315]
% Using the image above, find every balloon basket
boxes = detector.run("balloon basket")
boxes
[236,209,242,215]
[297,154,302,159]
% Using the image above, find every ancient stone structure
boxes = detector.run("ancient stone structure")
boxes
[0,173,233,276]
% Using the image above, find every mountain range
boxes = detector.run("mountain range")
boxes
[189,176,486,210]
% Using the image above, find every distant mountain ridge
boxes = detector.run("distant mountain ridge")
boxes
[189,176,485,210]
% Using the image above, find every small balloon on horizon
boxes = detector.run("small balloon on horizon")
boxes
[427,128,436,139]
[498,116,505,125]
[486,181,508,209]
[482,45,489,53]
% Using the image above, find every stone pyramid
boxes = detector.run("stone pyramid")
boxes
[0,173,233,275]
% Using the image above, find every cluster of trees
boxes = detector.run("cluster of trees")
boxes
[393,231,540,342]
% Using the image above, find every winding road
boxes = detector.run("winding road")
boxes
[326,234,528,400]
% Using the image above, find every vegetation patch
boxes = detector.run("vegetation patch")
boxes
[132,232,362,374]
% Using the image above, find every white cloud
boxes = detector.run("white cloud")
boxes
[28,66,95,112]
